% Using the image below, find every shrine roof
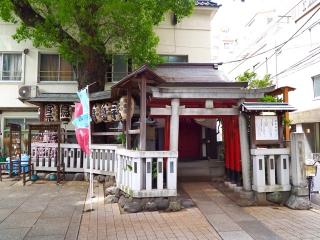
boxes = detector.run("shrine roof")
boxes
[195,0,221,8]
[154,63,247,87]
[112,63,248,89]
[240,102,296,113]
[26,91,111,104]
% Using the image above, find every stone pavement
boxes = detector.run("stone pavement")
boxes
[0,179,87,240]
[78,183,221,240]
[245,206,320,239]
[3,179,320,240]
[182,182,282,240]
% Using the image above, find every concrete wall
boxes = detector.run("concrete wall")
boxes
[155,8,217,62]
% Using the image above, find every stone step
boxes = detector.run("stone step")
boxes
[178,160,225,177]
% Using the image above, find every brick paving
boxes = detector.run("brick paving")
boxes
[78,183,221,240]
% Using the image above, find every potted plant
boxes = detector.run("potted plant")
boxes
[116,132,126,146]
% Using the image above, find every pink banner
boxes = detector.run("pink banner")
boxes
[74,102,83,118]
[74,102,89,154]
[75,128,89,154]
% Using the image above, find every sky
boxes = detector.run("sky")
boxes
[212,0,295,36]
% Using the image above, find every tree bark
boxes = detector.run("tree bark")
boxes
[78,46,107,93]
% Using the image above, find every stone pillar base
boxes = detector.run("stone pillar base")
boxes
[286,187,311,210]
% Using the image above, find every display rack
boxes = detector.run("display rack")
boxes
[28,122,64,183]
[8,123,22,177]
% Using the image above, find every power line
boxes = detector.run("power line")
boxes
[253,5,320,72]
[220,0,305,67]
[221,1,320,77]
[219,18,319,66]
[270,49,320,79]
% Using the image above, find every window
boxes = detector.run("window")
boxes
[313,75,320,98]
[0,53,22,81]
[160,55,188,63]
[39,54,76,81]
[106,55,132,82]
[3,117,38,153]
[4,118,38,130]
[113,55,128,82]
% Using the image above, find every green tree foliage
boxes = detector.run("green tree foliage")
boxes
[0,0,194,92]
[236,70,272,89]
[259,95,282,102]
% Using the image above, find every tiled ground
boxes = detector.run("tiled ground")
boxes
[0,179,87,240]
[78,184,221,240]
[245,206,320,240]
[182,182,282,240]
[3,178,320,239]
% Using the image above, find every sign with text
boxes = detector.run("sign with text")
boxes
[255,116,279,141]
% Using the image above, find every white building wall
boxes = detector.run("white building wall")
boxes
[156,8,217,63]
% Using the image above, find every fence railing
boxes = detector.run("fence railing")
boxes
[251,148,291,192]
[116,149,178,198]
[31,143,178,197]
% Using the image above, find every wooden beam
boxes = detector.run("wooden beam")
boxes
[139,77,147,150]
[126,88,132,149]
[150,106,171,115]
[128,129,140,134]
[180,108,239,116]
[150,107,239,116]
[283,87,290,142]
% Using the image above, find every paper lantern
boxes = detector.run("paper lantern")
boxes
[60,104,71,122]
[45,104,59,122]
[92,103,103,123]
[101,102,112,122]
[119,96,135,120]
[111,101,121,122]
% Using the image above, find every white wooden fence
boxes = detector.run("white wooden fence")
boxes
[251,148,291,192]
[116,149,178,198]
[30,143,178,197]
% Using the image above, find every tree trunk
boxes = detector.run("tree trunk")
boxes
[78,46,107,93]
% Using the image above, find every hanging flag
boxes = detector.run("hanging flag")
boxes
[74,102,83,118]
[77,89,90,115]
[72,113,91,128]
[75,128,90,154]
[72,89,91,154]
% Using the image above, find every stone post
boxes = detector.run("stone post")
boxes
[286,132,312,209]
[239,113,251,191]
[170,99,180,151]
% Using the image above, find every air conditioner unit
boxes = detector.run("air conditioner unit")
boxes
[18,85,38,100]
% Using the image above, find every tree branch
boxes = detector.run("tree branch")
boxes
[10,0,80,48]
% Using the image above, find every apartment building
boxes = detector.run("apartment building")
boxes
[0,1,220,153]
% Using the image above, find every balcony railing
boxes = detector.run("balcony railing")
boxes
[0,71,22,81]
[38,71,76,82]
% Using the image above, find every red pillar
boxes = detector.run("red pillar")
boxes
[163,116,170,173]
[164,116,170,151]
[223,117,231,180]
[229,117,236,182]
[234,117,242,185]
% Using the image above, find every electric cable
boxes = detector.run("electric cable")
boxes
[253,6,320,72]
